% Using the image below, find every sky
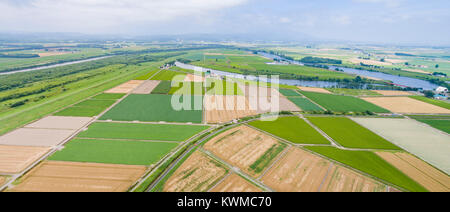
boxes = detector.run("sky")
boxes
[0,0,449,45]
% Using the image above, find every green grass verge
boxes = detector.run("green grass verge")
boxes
[73,100,116,108]
[410,96,450,110]
[78,122,209,142]
[307,117,400,150]
[249,116,329,144]
[53,106,107,117]
[304,146,427,192]
[100,94,203,123]
[288,97,324,111]
[49,139,178,165]
[300,91,390,113]
[249,142,287,174]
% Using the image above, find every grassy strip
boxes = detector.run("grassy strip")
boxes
[410,96,450,110]
[91,93,125,100]
[305,146,427,192]
[151,70,186,81]
[150,81,172,94]
[134,68,160,80]
[249,142,287,174]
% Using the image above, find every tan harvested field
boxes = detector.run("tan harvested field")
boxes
[0,128,75,147]
[362,97,450,114]
[262,148,386,192]
[373,90,413,96]
[385,59,408,64]
[25,116,92,130]
[10,161,146,192]
[377,152,450,192]
[132,80,160,94]
[319,166,387,192]
[298,86,332,94]
[0,176,5,186]
[184,74,205,82]
[349,58,392,66]
[279,97,301,111]
[163,151,228,192]
[204,125,284,178]
[0,145,50,174]
[105,80,144,94]
[210,174,262,192]
[261,148,331,192]
[38,52,71,57]
[205,95,258,123]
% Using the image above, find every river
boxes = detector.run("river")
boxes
[0,56,112,76]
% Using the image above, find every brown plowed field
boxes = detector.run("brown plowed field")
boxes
[210,174,262,192]
[105,80,144,94]
[377,152,450,192]
[298,86,332,94]
[184,74,205,82]
[319,166,387,192]
[0,128,75,147]
[205,95,258,123]
[362,97,450,114]
[0,145,50,174]
[163,151,228,192]
[374,90,413,96]
[9,161,146,192]
[25,116,92,130]
[204,125,283,177]
[132,80,161,94]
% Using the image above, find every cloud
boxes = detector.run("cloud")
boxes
[0,0,248,33]
[352,0,404,8]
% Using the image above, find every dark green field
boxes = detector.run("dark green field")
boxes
[150,70,186,81]
[305,146,427,192]
[151,81,172,94]
[92,93,125,100]
[307,117,400,150]
[279,89,301,97]
[54,99,117,117]
[100,94,203,123]
[78,122,209,141]
[49,138,178,165]
[249,116,330,144]
[288,97,324,111]
[410,96,450,110]
[300,91,390,113]
[409,115,450,133]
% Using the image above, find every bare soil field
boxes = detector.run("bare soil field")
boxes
[204,125,283,177]
[319,166,387,192]
[349,58,392,66]
[373,90,413,96]
[205,95,258,123]
[10,161,146,192]
[0,145,50,174]
[210,174,262,192]
[163,151,228,192]
[105,80,145,94]
[24,116,92,130]
[184,74,205,82]
[298,86,332,94]
[261,148,332,192]
[376,152,450,192]
[0,128,75,147]
[132,80,161,94]
[352,118,450,175]
[279,97,301,111]
[362,97,450,114]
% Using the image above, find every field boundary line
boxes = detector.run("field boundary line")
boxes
[257,145,292,181]
[299,114,342,148]
[295,90,327,111]
[207,171,233,192]
[317,163,335,192]
[75,137,182,144]
[95,120,214,126]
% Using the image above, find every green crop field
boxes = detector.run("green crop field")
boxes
[249,116,330,144]
[100,94,203,123]
[151,81,172,94]
[307,117,400,149]
[73,99,116,108]
[150,70,186,81]
[326,88,381,96]
[410,96,450,110]
[305,146,427,192]
[54,98,117,117]
[169,82,206,95]
[249,142,287,175]
[78,122,209,141]
[409,115,450,133]
[91,93,125,100]
[288,97,324,111]
[300,91,390,113]
[279,89,301,97]
[49,138,178,165]
[206,79,243,95]
[134,69,160,80]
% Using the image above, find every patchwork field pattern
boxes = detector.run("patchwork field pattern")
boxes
[163,151,228,192]
[10,161,146,192]
[307,117,400,150]
[204,125,287,177]
[0,145,50,174]
[352,118,450,175]
[132,80,161,94]
[78,122,209,142]
[210,174,262,192]
[49,139,178,165]
[362,97,450,114]
[105,80,144,94]
[376,152,450,192]
[100,94,203,123]
[249,116,330,144]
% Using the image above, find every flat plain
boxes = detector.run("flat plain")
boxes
[362,97,450,114]
[0,145,50,173]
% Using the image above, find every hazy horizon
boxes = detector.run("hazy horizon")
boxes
[1,0,450,45]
